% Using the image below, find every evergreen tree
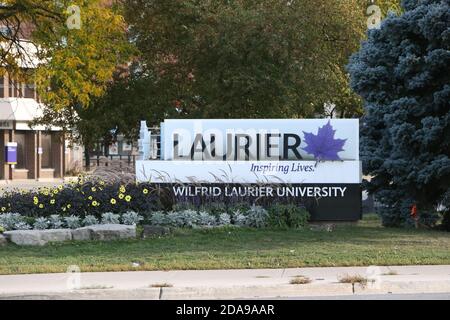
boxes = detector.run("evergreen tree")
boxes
[348,0,450,227]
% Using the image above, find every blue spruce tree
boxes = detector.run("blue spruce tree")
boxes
[348,0,450,227]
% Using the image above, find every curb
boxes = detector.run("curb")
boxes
[160,283,354,300]
[0,288,161,300]
[2,280,449,299]
[353,280,450,295]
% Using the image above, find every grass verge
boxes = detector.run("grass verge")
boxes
[1,215,449,275]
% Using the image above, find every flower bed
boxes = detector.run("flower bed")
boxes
[0,177,310,232]
[0,177,159,218]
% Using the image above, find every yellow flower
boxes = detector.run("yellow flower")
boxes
[53,189,58,195]
[91,187,97,192]
[92,200,98,206]
[42,191,49,196]
[119,185,126,193]
[39,204,44,209]
[118,193,125,199]
[125,195,132,202]
[143,188,149,195]
[1,207,5,212]
[33,196,39,203]
[88,196,93,200]
[67,204,72,209]
[50,199,55,205]
[62,207,66,212]
[110,198,117,205]
[58,185,63,190]
[99,181,105,186]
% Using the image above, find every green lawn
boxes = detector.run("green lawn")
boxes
[1,215,449,275]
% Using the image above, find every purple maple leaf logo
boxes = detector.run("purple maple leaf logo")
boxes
[302,121,346,160]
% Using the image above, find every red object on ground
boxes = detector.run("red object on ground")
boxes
[411,204,418,219]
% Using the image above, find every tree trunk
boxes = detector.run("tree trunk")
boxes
[84,146,91,171]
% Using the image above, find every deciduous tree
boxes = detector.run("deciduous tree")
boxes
[123,0,367,119]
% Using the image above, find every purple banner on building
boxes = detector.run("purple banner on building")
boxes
[5,142,17,164]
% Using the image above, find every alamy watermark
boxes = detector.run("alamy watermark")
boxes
[367,1,382,30]
[365,265,382,289]
[66,5,82,30]
[66,265,81,290]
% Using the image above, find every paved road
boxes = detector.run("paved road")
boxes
[0,179,74,195]
[2,292,449,300]
[281,293,450,300]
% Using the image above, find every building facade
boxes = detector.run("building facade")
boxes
[0,73,80,180]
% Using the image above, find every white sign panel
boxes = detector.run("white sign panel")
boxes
[109,143,119,155]
[136,160,361,184]
[161,119,359,161]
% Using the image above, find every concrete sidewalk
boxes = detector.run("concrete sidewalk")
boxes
[0,265,449,299]
[0,178,70,194]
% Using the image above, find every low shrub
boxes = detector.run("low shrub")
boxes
[101,212,121,224]
[167,210,199,228]
[83,215,99,226]
[268,203,310,229]
[49,215,64,229]
[149,211,169,226]
[14,221,32,230]
[185,206,269,228]
[122,211,144,225]
[33,217,49,230]
[233,211,247,227]
[147,210,223,228]
[198,211,217,226]
[217,213,231,226]
[0,212,135,231]
[0,213,32,230]
[244,205,269,228]
[146,206,270,229]
[65,215,81,229]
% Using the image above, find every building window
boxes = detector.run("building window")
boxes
[15,132,27,169]
[24,82,35,99]
[0,26,12,37]
[41,133,53,168]
[0,77,4,98]
[8,79,25,98]
[8,79,13,97]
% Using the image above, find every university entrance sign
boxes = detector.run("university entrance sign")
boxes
[160,119,358,161]
[137,119,362,221]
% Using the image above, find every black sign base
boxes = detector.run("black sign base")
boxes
[152,183,362,221]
